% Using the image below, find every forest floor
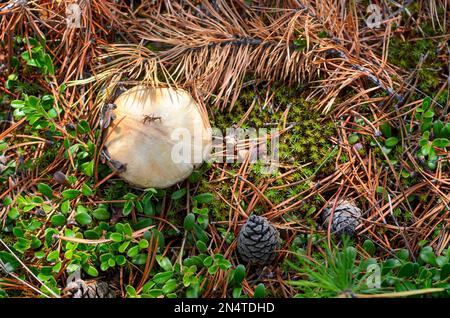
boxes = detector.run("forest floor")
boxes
[0,0,450,298]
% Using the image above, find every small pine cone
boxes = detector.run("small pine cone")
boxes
[322,201,362,236]
[237,215,280,266]
[63,279,116,298]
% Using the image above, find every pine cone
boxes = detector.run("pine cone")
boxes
[63,279,116,298]
[322,201,362,236]
[237,215,280,266]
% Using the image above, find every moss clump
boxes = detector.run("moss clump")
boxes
[212,84,336,171]
[204,84,337,220]
[198,177,233,222]
[388,24,446,97]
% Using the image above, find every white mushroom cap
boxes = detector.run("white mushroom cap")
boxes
[104,86,212,188]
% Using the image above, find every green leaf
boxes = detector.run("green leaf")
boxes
[419,246,436,265]
[60,200,70,214]
[396,249,409,261]
[208,264,219,274]
[47,108,58,119]
[81,183,94,196]
[77,120,90,134]
[188,171,201,183]
[232,287,243,298]
[144,289,162,298]
[184,213,195,231]
[81,160,94,177]
[115,255,126,266]
[131,253,147,265]
[43,53,54,75]
[35,251,46,259]
[218,259,231,270]
[423,110,434,118]
[51,214,66,227]
[156,256,173,272]
[427,160,437,170]
[440,264,450,280]
[432,138,450,148]
[126,285,137,297]
[422,97,431,109]
[234,264,246,285]
[254,283,266,298]
[348,134,359,144]
[139,239,149,249]
[62,189,81,200]
[83,230,100,240]
[385,137,399,148]
[162,279,177,294]
[421,143,431,156]
[442,124,450,139]
[171,188,187,200]
[196,240,208,253]
[118,241,130,253]
[397,262,415,278]
[123,201,133,216]
[123,223,133,237]
[436,256,447,267]
[0,141,8,152]
[37,183,53,198]
[192,193,215,204]
[46,250,59,262]
[362,240,376,256]
[0,251,20,272]
[127,245,139,257]
[380,123,392,138]
[110,233,124,243]
[7,208,19,220]
[421,121,433,133]
[92,208,110,221]
[433,120,444,137]
[75,212,92,226]
[153,271,173,284]
[203,256,213,267]
[84,265,99,277]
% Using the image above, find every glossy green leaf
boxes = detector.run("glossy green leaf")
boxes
[385,137,399,148]
[183,213,195,231]
[62,189,81,200]
[171,188,187,200]
[75,212,92,226]
[192,193,215,204]
[92,208,110,220]
[37,183,53,198]
[254,283,266,298]
[51,214,66,227]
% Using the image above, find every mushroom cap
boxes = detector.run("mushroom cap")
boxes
[104,86,212,188]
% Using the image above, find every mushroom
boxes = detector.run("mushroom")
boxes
[104,86,212,188]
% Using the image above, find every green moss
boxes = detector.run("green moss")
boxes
[206,84,337,220]
[388,31,445,97]
[212,84,336,171]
